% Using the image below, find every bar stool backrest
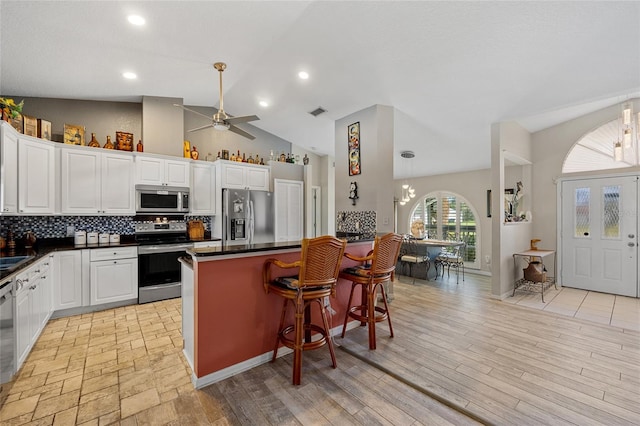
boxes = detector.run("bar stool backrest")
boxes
[298,235,347,289]
[370,233,403,277]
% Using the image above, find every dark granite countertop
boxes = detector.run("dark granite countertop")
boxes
[0,236,138,282]
[188,233,380,258]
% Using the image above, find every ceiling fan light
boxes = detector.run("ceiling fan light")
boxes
[214,123,230,131]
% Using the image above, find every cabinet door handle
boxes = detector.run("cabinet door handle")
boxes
[113,261,117,264]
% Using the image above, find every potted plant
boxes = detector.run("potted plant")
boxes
[0,97,24,121]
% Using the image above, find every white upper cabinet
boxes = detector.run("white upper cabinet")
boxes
[60,147,134,215]
[190,162,216,215]
[0,124,18,213]
[274,179,303,242]
[18,136,55,214]
[218,160,269,190]
[101,152,135,213]
[135,155,190,187]
[61,148,101,214]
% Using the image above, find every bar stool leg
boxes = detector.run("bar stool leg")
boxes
[319,300,337,368]
[367,283,377,350]
[341,283,356,338]
[379,282,394,338]
[272,299,288,362]
[292,295,304,385]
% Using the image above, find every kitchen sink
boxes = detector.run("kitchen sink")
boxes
[0,256,34,272]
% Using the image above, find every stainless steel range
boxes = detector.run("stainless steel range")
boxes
[135,219,193,304]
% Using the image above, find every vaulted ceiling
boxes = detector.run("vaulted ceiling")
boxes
[2,1,639,178]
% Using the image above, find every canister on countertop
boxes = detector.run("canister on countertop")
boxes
[74,231,87,245]
[109,234,120,244]
[87,232,98,244]
[99,233,110,244]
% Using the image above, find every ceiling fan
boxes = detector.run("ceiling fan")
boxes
[175,62,259,140]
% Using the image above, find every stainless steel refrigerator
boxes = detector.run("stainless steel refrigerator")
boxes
[222,188,275,245]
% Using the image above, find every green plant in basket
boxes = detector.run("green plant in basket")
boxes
[0,97,24,119]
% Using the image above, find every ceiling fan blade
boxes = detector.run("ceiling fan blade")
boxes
[174,104,213,121]
[228,125,256,140]
[187,124,215,133]
[225,115,260,125]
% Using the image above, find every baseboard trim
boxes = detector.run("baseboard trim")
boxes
[191,320,360,389]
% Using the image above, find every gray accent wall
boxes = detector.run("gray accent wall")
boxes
[142,96,184,157]
[6,96,141,145]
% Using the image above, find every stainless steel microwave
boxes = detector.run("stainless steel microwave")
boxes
[135,185,189,213]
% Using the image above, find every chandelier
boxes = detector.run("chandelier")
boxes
[613,99,640,162]
[399,151,416,206]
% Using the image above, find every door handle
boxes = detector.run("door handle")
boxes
[628,242,635,247]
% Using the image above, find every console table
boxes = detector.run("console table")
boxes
[512,249,557,302]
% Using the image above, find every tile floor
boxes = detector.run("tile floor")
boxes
[0,299,195,425]
[504,283,640,331]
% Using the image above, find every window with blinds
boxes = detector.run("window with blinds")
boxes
[409,192,479,268]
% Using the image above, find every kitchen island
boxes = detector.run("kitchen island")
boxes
[181,237,376,389]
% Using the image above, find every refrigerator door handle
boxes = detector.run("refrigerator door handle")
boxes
[248,199,255,244]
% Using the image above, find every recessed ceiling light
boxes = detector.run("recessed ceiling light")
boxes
[259,100,269,108]
[127,15,145,26]
[122,72,137,80]
[298,71,309,80]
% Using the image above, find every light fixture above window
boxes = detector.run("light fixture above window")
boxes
[613,99,639,162]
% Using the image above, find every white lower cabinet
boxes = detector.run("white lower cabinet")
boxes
[15,256,54,369]
[90,247,138,305]
[15,282,31,366]
[54,251,83,310]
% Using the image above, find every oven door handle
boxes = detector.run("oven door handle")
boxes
[138,244,193,254]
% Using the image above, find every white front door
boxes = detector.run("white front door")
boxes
[561,176,638,297]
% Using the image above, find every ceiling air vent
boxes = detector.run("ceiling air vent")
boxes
[309,107,327,117]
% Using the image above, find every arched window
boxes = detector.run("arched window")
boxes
[409,192,480,269]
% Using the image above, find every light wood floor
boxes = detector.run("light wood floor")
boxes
[1,273,638,425]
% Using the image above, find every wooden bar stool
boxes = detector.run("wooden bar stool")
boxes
[263,235,346,385]
[340,233,403,350]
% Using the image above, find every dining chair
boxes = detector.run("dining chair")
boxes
[434,243,465,284]
[398,236,430,284]
[339,232,403,350]
[263,235,347,385]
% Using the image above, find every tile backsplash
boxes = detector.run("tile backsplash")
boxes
[0,215,212,239]
[336,210,376,233]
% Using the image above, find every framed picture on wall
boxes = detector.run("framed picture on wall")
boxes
[64,123,85,145]
[348,121,361,176]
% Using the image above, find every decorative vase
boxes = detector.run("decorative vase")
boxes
[103,135,114,149]
[136,140,143,152]
[88,133,101,147]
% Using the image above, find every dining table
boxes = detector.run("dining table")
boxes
[401,238,465,280]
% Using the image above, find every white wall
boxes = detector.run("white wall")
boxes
[492,122,533,298]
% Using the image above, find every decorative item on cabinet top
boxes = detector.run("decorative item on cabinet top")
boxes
[64,123,85,145]
[22,115,37,137]
[0,97,24,120]
[37,119,51,140]
[115,131,134,151]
